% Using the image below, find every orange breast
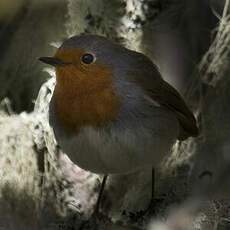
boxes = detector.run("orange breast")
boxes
[53,48,121,132]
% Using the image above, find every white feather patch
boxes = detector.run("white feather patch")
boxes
[143,95,161,107]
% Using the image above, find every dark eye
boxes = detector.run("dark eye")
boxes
[81,53,95,64]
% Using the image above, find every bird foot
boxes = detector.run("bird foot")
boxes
[78,212,109,230]
[144,197,165,216]
[79,219,97,230]
[121,197,164,226]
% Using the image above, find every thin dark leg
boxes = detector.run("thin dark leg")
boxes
[147,168,163,214]
[79,175,108,230]
[143,168,157,214]
[151,168,155,200]
[94,175,108,215]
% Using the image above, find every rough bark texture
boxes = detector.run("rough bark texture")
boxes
[0,0,229,230]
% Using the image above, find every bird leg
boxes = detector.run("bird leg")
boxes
[123,168,163,223]
[94,174,108,215]
[146,168,164,214]
[151,167,155,201]
[135,168,163,218]
[79,175,108,230]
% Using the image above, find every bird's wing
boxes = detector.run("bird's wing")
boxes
[148,77,199,140]
[127,55,199,140]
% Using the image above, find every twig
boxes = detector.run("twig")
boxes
[199,0,230,86]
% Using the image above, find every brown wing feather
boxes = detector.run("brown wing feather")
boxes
[128,53,199,140]
[149,79,199,140]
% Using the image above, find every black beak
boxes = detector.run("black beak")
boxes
[39,57,71,67]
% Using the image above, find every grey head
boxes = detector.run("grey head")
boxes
[59,34,161,79]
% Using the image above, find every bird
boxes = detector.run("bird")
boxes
[39,34,198,215]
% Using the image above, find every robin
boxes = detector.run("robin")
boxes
[39,34,198,215]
